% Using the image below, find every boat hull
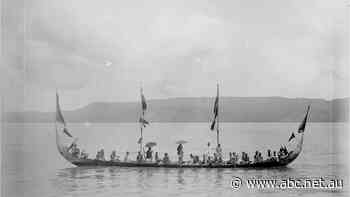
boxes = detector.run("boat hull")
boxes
[72,159,292,168]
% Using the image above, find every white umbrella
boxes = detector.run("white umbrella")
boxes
[175,140,188,144]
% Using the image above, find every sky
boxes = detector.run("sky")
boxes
[1,0,349,111]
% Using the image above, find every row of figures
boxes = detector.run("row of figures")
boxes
[67,142,289,165]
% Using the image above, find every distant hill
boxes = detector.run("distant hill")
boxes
[5,97,349,123]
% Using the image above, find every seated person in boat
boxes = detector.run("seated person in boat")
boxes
[155,152,161,163]
[213,153,222,164]
[215,144,223,162]
[162,153,170,164]
[266,149,272,161]
[240,152,251,164]
[207,155,213,164]
[202,154,207,164]
[278,146,288,159]
[96,149,105,161]
[80,150,88,159]
[145,147,153,161]
[110,150,117,161]
[227,152,236,164]
[177,144,184,164]
[189,154,194,164]
[100,149,106,161]
[189,154,200,164]
[95,149,104,161]
[67,141,79,153]
[136,151,144,162]
[233,152,239,164]
[228,152,233,164]
[71,144,80,158]
[254,151,259,163]
[272,151,278,161]
[258,152,263,162]
[213,152,218,163]
[254,151,264,163]
[240,152,245,163]
[194,155,200,164]
[124,151,130,162]
[96,151,100,160]
[228,152,237,164]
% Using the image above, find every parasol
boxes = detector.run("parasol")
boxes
[175,140,188,144]
[145,142,157,148]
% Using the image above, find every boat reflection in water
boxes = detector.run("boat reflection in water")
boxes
[53,165,296,196]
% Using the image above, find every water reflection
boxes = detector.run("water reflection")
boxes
[51,165,345,197]
[176,169,185,185]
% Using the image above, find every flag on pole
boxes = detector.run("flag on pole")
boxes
[56,93,73,138]
[63,128,73,138]
[140,88,147,114]
[139,117,149,127]
[210,85,219,131]
[137,137,143,144]
[288,132,295,142]
[298,105,310,133]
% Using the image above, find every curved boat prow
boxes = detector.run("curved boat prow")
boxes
[55,129,80,163]
[55,93,83,164]
[282,105,310,165]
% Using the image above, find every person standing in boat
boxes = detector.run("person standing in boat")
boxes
[177,143,184,163]
[146,147,153,161]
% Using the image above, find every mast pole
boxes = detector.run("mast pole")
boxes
[140,125,143,153]
[216,83,219,146]
[139,87,143,154]
[55,90,57,135]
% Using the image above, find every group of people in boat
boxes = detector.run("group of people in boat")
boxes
[67,141,290,165]
[67,142,88,159]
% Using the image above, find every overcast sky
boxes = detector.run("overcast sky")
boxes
[1,0,349,111]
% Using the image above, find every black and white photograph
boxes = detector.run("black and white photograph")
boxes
[1,0,349,197]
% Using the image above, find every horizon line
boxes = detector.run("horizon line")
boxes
[5,96,349,113]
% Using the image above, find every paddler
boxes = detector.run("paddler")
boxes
[215,144,223,162]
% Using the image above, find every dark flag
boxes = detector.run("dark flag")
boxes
[139,117,149,128]
[137,137,143,144]
[56,93,73,138]
[288,132,295,142]
[140,88,147,114]
[213,94,218,116]
[63,128,73,138]
[210,119,216,130]
[298,105,310,133]
[210,85,219,131]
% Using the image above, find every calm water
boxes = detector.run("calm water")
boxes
[2,123,349,197]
